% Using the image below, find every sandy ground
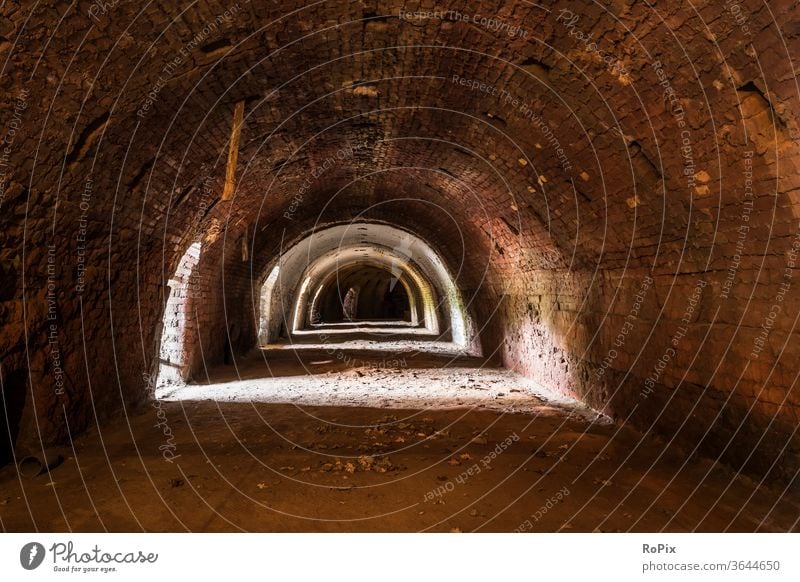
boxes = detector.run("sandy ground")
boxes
[2,347,799,532]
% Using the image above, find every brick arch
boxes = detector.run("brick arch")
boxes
[250,221,475,350]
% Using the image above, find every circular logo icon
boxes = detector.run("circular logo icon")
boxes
[20,542,46,570]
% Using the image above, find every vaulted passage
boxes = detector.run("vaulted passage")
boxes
[314,266,410,323]
[254,222,472,349]
[2,1,800,532]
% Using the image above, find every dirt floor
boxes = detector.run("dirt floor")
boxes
[2,347,799,532]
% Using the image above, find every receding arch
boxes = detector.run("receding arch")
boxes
[292,248,435,333]
[256,222,476,351]
[312,264,413,323]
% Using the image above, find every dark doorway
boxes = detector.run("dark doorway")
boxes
[316,267,411,323]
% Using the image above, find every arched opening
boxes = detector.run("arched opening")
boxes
[314,266,412,323]
[257,222,475,351]
[156,241,201,390]
[257,264,281,343]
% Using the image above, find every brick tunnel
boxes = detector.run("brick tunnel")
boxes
[1,1,800,532]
